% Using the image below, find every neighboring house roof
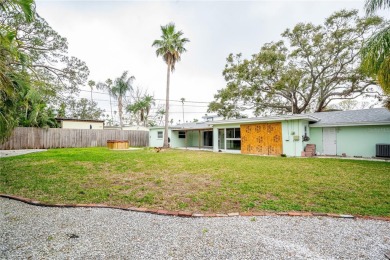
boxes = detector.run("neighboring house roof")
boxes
[149,122,212,131]
[308,108,390,127]
[171,122,212,131]
[209,114,320,126]
[56,118,104,123]
[104,126,149,131]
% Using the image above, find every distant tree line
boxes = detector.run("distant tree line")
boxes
[0,0,89,141]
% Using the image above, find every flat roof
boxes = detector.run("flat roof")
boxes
[55,118,105,123]
[150,122,213,131]
[209,114,320,125]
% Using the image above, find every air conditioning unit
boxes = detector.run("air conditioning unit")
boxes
[376,144,390,158]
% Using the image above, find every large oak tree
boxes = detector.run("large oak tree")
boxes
[209,10,385,118]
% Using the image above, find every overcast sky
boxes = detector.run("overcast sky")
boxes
[35,0,380,123]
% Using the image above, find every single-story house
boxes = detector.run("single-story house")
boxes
[149,122,213,149]
[149,108,390,158]
[56,118,104,130]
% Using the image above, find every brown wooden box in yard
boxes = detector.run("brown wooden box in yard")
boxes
[107,140,129,150]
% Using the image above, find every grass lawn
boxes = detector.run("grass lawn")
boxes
[1,147,389,216]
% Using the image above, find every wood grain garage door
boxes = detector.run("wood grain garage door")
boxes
[240,122,283,155]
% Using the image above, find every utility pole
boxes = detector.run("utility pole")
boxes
[180,97,185,123]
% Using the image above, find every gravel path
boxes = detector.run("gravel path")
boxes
[1,198,389,259]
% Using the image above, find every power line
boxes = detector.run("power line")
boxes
[78,89,211,104]
[150,111,209,114]
[64,96,210,108]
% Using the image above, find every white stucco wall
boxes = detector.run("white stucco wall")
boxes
[122,126,149,131]
[149,128,171,147]
[150,128,210,148]
[281,120,310,157]
[61,121,104,129]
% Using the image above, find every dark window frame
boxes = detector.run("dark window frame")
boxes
[178,131,186,139]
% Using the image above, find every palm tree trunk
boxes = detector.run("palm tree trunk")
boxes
[145,107,150,127]
[109,95,113,126]
[163,63,170,148]
[118,96,123,129]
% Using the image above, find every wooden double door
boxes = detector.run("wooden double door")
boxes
[240,122,283,155]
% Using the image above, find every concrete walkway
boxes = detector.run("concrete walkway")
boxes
[0,149,47,158]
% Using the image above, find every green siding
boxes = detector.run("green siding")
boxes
[149,128,207,148]
[309,127,323,154]
[170,131,184,148]
[187,131,202,147]
[149,128,169,147]
[171,130,203,148]
[151,123,390,158]
[281,120,310,157]
[309,125,390,157]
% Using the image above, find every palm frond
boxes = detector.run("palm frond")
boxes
[111,71,134,97]
[0,0,35,22]
[152,22,189,68]
[361,25,390,72]
[361,25,390,94]
[365,0,390,15]
[378,56,390,93]
[17,0,35,22]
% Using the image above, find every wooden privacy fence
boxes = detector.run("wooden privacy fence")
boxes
[0,127,149,150]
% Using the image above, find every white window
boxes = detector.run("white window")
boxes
[219,128,241,150]
[157,131,163,139]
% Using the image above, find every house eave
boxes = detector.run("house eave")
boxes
[171,127,213,131]
[209,115,319,126]
[309,121,390,127]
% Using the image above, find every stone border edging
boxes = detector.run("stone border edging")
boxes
[1,194,389,221]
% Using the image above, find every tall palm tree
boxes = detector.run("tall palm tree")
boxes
[361,0,390,99]
[143,95,155,127]
[127,95,155,126]
[111,71,135,129]
[127,100,144,125]
[152,23,189,148]
[156,106,165,126]
[97,78,114,125]
[88,80,95,102]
